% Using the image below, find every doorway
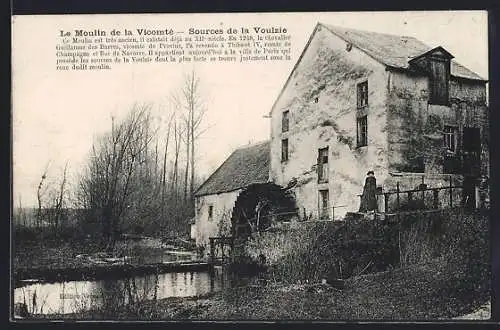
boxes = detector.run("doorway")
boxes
[462,176,477,210]
[462,127,481,176]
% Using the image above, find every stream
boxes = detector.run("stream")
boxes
[14,268,227,315]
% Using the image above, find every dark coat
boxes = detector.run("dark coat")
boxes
[359,176,378,212]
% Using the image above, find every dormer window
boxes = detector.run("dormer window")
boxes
[429,58,450,105]
[409,46,453,106]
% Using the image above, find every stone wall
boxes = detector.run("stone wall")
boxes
[193,190,240,247]
[386,70,488,178]
[269,24,390,220]
[269,24,488,220]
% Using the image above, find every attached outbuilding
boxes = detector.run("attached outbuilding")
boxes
[193,141,270,247]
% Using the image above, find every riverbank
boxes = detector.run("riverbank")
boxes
[13,237,200,285]
[28,254,490,321]
[14,261,210,286]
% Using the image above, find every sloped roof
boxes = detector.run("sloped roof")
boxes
[321,24,486,81]
[195,141,270,196]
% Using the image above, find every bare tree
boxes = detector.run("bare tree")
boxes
[53,161,69,230]
[17,194,27,227]
[75,73,209,243]
[36,162,50,227]
[78,104,155,251]
[161,110,176,204]
[174,71,208,203]
[172,117,183,199]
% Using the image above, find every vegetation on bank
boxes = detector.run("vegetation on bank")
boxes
[13,225,196,282]
[23,208,490,321]
[14,71,209,259]
[31,254,489,320]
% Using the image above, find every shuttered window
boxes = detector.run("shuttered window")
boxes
[281,138,289,162]
[318,147,329,183]
[282,110,289,133]
[357,115,368,147]
[208,205,213,221]
[319,190,330,219]
[357,81,368,108]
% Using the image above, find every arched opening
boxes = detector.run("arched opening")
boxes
[231,182,297,241]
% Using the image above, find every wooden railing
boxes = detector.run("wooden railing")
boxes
[365,181,465,215]
[208,236,233,266]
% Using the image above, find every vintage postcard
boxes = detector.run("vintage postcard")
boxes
[11,11,491,321]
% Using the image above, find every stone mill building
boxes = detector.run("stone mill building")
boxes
[192,23,489,247]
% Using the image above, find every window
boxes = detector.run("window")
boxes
[317,147,329,183]
[443,126,457,152]
[357,81,368,108]
[357,115,368,147]
[282,110,289,133]
[319,190,330,219]
[281,138,289,162]
[208,205,213,221]
[429,58,450,105]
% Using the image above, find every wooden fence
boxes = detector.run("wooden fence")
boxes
[377,181,464,214]
[208,236,234,266]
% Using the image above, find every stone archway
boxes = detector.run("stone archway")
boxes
[230,182,297,240]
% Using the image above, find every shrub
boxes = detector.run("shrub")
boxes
[14,226,39,243]
[395,208,489,269]
[264,220,398,283]
[232,208,489,289]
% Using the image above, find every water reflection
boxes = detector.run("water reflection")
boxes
[14,270,224,315]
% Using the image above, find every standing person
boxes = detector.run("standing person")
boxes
[359,171,378,212]
[479,175,489,209]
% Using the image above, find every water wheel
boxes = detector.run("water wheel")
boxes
[231,182,297,240]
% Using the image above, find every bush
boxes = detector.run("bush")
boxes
[231,208,489,291]
[264,220,398,283]
[13,223,93,247]
[14,226,39,242]
[395,208,489,268]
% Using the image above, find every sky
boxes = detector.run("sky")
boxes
[12,11,488,207]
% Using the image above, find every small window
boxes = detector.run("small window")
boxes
[443,125,457,152]
[319,189,330,219]
[357,81,368,108]
[282,110,289,133]
[208,205,213,221]
[357,115,368,147]
[281,138,289,162]
[318,147,329,183]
